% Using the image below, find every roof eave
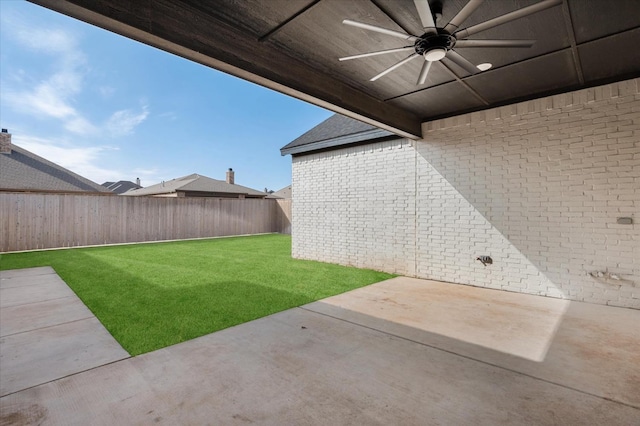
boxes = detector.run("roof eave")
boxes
[281,129,398,156]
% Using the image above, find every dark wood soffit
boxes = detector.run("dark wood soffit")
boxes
[29,0,423,139]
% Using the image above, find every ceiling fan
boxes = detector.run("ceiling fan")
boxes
[339,0,562,85]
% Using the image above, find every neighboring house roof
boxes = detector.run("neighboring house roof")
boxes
[102,180,142,194]
[266,185,291,199]
[123,173,265,197]
[0,143,110,193]
[280,114,395,156]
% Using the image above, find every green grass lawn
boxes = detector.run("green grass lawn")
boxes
[0,234,393,355]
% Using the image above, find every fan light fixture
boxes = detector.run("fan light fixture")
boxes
[340,0,562,85]
[424,48,447,61]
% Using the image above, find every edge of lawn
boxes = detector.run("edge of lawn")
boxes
[0,234,396,355]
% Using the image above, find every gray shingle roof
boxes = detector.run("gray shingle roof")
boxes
[102,180,142,194]
[280,114,394,156]
[0,144,110,193]
[123,173,265,197]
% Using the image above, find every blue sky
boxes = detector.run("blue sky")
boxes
[0,1,333,191]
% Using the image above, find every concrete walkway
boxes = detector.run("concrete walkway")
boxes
[0,267,129,397]
[1,272,638,425]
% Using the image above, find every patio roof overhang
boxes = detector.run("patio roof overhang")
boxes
[29,0,640,139]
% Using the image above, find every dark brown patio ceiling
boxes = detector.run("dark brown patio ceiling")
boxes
[30,0,640,139]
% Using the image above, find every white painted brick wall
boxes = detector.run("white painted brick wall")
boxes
[292,139,417,276]
[291,78,639,309]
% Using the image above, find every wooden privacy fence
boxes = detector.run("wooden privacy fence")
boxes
[0,192,291,252]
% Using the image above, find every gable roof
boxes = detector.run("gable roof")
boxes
[102,180,142,194]
[280,114,395,156]
[0,143,110,193]
[123,173,265,197]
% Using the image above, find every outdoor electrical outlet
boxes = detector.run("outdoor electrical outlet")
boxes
[476,256,492,267]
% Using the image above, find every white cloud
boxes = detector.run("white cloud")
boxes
[13,25,78,55]
[1,14,94,135]
[14,134,119,184]
[1,10,155,184]
[65,117,98,135]
[2,12,152,140]
[3,69,87,123]
[106,105,149,137]
[17,88,71,119]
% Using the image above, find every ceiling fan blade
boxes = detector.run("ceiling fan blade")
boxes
[339,46,415,61]
[414,0,438,35]
[454,0,562,39]
[343,20,418,42]
[417,60,433,85]
[444,0,484,34]
[455,39,535,48]
[370,53,420,81]
[445,50,479,75]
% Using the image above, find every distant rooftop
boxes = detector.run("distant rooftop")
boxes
[102,180,142,194]
[124,173,265,198]
[0,134,110,193]
[266,185,291,199]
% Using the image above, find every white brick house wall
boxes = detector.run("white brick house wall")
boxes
[291,78,639,309]
[293,139,417,276]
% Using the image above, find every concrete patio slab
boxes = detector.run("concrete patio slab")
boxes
[1,272,638,425]
[0,273,67,290]
[309,276,572,361]
[0,267,129,397]
[1,307,639,425]
[0,266,55,281]
[0,274,76,308]
[1,318,130,397]
[304,277,640,408]
[1,296,94,337]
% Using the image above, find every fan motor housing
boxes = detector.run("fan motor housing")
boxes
[414,31,456,58]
